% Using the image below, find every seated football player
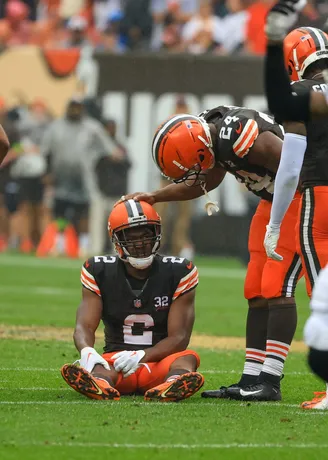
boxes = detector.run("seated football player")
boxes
[61,199,203,402]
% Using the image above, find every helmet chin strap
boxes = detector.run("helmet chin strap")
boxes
[126,255,154,270]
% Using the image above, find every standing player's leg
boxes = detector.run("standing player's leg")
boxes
[303,264,328,410]
[202,200,269,398]
[227,195,301,401]
[296,188,328,409]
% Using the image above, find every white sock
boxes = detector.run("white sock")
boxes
[243,348,266,376]
[262,340,290,377]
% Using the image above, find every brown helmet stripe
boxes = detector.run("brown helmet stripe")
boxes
[301,27,328,50]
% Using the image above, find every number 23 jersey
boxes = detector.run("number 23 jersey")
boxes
[80,255,199,352]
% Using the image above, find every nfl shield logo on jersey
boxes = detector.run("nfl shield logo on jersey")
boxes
[134,299,142,308]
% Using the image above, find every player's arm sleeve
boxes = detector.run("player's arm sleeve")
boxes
[173,261,199,301]
[80,259,101,297]
[265,44,311,122]
[230,117,259,159]
[269,133,307,227]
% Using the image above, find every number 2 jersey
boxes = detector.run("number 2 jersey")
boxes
[290,78,328,188]
[80,255,199,352]
[200,106,284,201]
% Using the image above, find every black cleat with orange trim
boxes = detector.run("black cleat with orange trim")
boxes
[144,372,204,402]
[61,364,120,400]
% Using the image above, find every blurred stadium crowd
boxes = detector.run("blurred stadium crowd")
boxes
[0,0,327,260]
[0,0,327,56]
[0,92,197,259]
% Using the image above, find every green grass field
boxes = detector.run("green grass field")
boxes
[1,253,328,460]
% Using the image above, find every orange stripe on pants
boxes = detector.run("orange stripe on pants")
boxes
[296,186,328,297]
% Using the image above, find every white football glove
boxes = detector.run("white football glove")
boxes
[265,0,307,41]
[264,224,283,261]
[112,350,146,378]
[79,347,110,373]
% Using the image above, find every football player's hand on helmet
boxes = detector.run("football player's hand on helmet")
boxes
[79,347,110,373]
[115,192,156,207]
[264,224,283,261]
[112,350,146,378]
[265,0,307,42]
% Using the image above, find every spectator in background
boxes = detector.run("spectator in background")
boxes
[150,0,198,50]
[40,96,117,257]
[0,0,33,46]
[243,0,273,56]
[218,0,248,54]
[92,0,122,31]
[96,11,126,53]
[8,98,53,252]
[10,136,47,253]
[155,95,194,259]
[120,0,153,51]
[91,118,130,254]
[0,98,20,251]
[58,0,87,22]
[212,0,229,18]
[181,0,222,54]
[64,15,92,48]
[18,98,53,145]
[160,10,184,52]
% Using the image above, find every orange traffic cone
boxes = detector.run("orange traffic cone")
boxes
[36,221,79,258]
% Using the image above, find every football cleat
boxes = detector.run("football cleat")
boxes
[201,383,242,399]
[301,392,328,410]
[226,381,281,401]
[61,364,120,400]
[144,372,204,402]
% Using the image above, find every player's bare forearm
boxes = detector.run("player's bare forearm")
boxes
[0,124,10,164]
[153,182,205,203]
[73,325,96,352]
[73,289,103,352]
[153,166,226,203]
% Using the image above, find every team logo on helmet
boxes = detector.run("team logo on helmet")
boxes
[284,27,328,81]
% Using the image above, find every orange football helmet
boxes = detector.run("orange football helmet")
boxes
[108,200,161,269]
[152,114,215,185]
[284,27,328,81]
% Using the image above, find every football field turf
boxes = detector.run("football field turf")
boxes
[1,254,328,460]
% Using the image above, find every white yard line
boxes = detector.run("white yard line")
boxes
[2,441,328,449]
[0,387,70,391]
[0,368,311,376]
[0,401,302,408]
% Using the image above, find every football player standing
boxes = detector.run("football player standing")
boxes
[263,0,328,409]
